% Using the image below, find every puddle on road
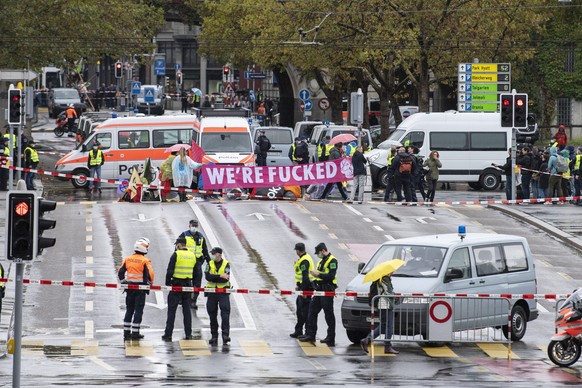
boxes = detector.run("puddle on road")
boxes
[102,207,124,267]
[270,203,307,239]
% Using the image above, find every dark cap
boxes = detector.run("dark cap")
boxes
[210,247,223,254]
[175,237,187,245]
[314,242,327,254]
[189,219,199,226]
[294,242,305,251]
[259,129,265,134]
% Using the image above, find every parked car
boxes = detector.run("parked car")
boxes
[48,88,87,118]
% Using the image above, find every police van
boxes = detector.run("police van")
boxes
[56,115,196,188]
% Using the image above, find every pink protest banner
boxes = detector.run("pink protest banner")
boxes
[201,158,354,189]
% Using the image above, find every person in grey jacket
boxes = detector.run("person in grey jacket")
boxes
[423,150,442,202]
[318,143,348,201]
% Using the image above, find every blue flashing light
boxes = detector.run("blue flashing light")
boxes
[111,113,118,118]
[458,225,466,240]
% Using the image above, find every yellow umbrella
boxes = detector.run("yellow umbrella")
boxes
[363,259,405,283]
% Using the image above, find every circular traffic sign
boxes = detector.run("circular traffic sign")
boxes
[429,300,453,324]
[304,99,313,111]
[299,89,310,101]
[318,98,330,111]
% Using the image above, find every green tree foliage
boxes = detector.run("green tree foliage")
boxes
[0,0,164,69]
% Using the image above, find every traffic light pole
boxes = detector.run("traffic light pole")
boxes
[12,259,24,388]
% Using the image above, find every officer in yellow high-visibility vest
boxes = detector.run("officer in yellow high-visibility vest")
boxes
[24,140,39,190]
[289,138,299,163]
[383,147,398,202]
[87,141,105,193]
[574,147,582,205]
[0,137,9,191]
[162,237,197,342]
[205,247,231,346]
[290,243,315,338]
[177,219,210,309]
[318,136,332,162]
[299,242,338,346]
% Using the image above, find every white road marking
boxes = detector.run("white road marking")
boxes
[305,359,327,370]
[344,204,362,216]
[89,356,116,371]
[190,202,256,331]
[295,203,311,214]
[349,254,359,262]
[328,233,338,240]
[86,269,94,278]
[319,224,329,230]
[246,212,270,221]
[338,243,348,250]
[85,245,92,252]
[559,272,573,280]
[86,256,93,265]
[311,216,320,221]
[86,235,92,242]
[537,259,551,267]
[536,302,549,314]
[416,216,436,224]
[363,218,372,223]
[85,320,94,339]
[384,235,395,241]
[373,225,384,231]
[86,226,92,232]
[85,301,93,312]
[145,291,167,310]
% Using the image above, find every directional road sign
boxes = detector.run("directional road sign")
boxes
[131,81,142,96]
[299,89,310,101]
[303,99,313,111]
[154,59,166,76]
[144,87,155,103]
[244,72,267,80]
[457,63,511,112]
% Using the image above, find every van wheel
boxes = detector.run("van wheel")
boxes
[468,182,482,190]
[72,169,90,189]
[377,169,388,189]
[479,170,501,191]
[502,305,527,341]
[346,330,368,344]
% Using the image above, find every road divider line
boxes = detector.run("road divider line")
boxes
[559,272,573,280]
[89,356,116,371]
[344,204,362,216]
[85,320,94,339]
[373,225,384,231]
[86,269,94,278]
[363,218,372,223]
[85,301,93,312]
[86,256,93,265]
[310,216,319,221]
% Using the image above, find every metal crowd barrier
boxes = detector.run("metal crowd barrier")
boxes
[369,295,512,348]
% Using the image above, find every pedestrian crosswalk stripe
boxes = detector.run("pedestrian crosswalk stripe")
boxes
[240,340,273,356]
[297,340,334,356]
[477,343,519,359]
[180,339,211,356]
[125,340,154,357]
[422,345,458,358]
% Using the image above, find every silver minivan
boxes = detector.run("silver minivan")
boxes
[252,126,294,166]
[341,231,538,344]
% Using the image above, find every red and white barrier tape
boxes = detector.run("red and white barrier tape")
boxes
[37,151,69,156]
[0,278,571,300]
[385,196,580,206]
[519,166,568,177]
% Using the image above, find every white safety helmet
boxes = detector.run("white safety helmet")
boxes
[134,237,150,254]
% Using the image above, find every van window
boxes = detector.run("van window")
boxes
[119,130,150,149]
[447,248,472,279]
[201,133,252,153]
[86,132,112,150]
[401,131,424,149]
[470,132,507,151]
[474,245,505,276]
[255,129,293,144]
[503,244,528,272]
[152,129,193,148]
[363,244,446,278]
[300,124,319,139]
[431,132,469,150]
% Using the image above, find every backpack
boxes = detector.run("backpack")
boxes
[556,154,568,173]
[399,154,413,174]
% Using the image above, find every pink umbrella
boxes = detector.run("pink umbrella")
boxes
[165,143,191,153]
[329,133,357,145]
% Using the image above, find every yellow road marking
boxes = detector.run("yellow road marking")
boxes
[180,339,211,356]
[125,340,154,357]
[423,346,458,358]
[477,343,519,359]
[297,340,334,356]
[71,340,99,356]
[367,344,397,357]
[240,340,273,356]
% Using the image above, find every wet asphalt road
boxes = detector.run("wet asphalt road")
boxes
[0,116,581,386]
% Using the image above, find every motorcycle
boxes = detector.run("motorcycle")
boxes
[53,112,68,137]
[547,288,582,367]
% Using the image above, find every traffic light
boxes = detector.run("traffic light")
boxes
[36,198,57,256]
[165,76,170,87]
[513,94,528,129]
[223,67,230,76]
[176,71,182,85]
[8,89,22,125]
[115,61,123,78]
[500,94,513,128]
[7,192,35,260]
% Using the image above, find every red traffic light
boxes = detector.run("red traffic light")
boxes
[15,201,29,216]
[515,98,525,107]
[11,95,19,102]
[223,67,230,74]
[502,99,511,106]
[116,63,122,69]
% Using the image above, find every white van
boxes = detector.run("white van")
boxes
[195,115,254,166]
[366,111,511,190]
[341,231,538,344]
[136,85,165,115]
[55,115,196,188]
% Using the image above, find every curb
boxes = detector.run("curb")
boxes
[490,204,582,252]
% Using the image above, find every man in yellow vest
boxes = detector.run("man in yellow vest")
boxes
[290,242,315,338]
[24,140,39,190]
[118,238,155,340]
[162,237,197,342]
[177,219,210,309]
[299,242,338,346]
[573,147,582,205]
[87,141,105,193]
[205,247,231,346]
[288,138,299,164]
[0,137,9,191]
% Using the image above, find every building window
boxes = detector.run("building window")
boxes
[564,45,575,73]
[183,45,199,66]
[157,41,175,65]
[557,97,571,126]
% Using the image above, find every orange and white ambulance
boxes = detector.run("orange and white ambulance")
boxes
[55,115,197,188]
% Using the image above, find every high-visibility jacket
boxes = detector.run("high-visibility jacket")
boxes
[88,149,103,166]
[3,133,16,148]
[1,146,10,166]
[25,146,39,163]
[185,232,204,259]
[313,254,338,286]
[172,249,196,279]
[206,259,231,288]
[294,253,315,285]
[119,253,154,284]
[66,107,77,119]
[0,262,4,288]
[388,155,395,166]
[575,155,581,171]
[289,144,297,161]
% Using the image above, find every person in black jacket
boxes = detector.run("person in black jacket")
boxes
[517,146,532,199]
[294,136,309,165]
[255,130,271,166]
[493,148,512,200]
[318,143,348,201]
[347,145,368,204]
[290,243,315,338]
[389,147,417,202]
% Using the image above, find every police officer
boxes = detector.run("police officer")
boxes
[299,243,338,346]
[87,141,105,193]
[24,140,39,190]
[177,219,210,309]
[162,237,197,342]
[0,137,9,191]
[118,238,154,340]
[290,243,314,338]
[205,247,231,346]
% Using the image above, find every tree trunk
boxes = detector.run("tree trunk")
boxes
[417,54,431,112]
